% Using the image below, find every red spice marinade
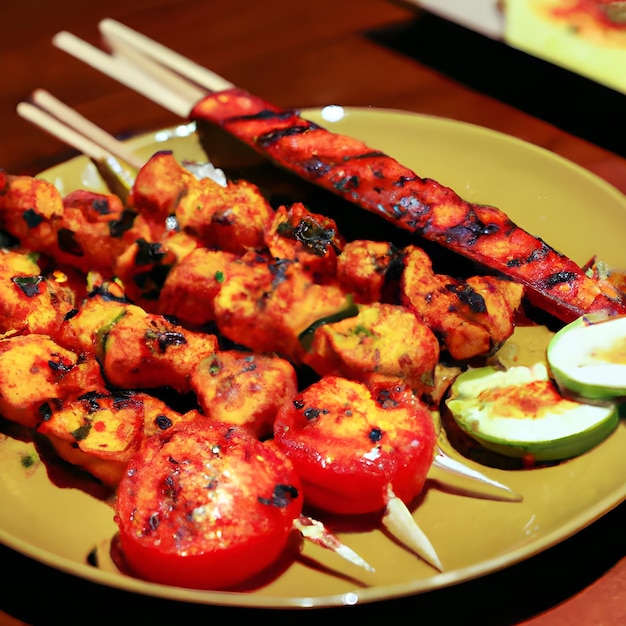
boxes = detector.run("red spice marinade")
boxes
[190,88,626,324]
[551,0,626,30]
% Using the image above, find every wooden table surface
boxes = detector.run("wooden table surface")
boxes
[1,1,626,624]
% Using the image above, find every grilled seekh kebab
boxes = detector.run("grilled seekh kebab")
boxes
[53,20,626,325]
[189,91,626,324]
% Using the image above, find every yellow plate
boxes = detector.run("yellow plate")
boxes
[1,107,626,608]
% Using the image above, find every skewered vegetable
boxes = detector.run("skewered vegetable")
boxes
[273,375,440,568]
[114,420,304,590]
[273,376,436,515]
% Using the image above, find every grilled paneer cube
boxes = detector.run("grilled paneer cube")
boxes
[336,239,403,304]
[157,247,238,328]
[401,246,524,361]
[113,230,199,307]
[0,175,63,253]
[191,350,298,438]
[264,202,344,282]
[303,302,440,397]
[131,150,274,254]
[0,335,105,428]
[130,150,196,233]
[212,252,350,363]
[37,389,203,486]
[0,175,149,276]
[0,249,75,338]
[175,176,273,254]
[100,306,219,393]
[54,189,145,275]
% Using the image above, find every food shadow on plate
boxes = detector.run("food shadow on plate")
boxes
[92,513,375,593]
[0,416,112,501]
[32,428,115,501]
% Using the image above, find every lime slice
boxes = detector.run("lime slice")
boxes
[548,314,626,401]
[445,364,619,461]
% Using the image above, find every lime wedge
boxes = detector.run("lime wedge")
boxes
[548,314,626,401]
[445,364,618,461]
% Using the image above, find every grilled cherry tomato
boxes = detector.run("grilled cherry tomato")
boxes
[115,420,303,590]
[273,376,436,515]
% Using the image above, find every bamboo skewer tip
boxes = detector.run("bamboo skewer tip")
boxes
[382,486,443,572]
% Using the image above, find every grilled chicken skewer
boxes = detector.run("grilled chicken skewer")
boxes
[13,82,522,502]
[52,20,626,324]
[3,161,521,502]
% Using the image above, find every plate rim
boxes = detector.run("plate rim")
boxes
[2,105,626,608]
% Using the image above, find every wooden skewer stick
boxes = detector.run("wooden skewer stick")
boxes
[382,485,443,572]
[52,31,195,118]
[17,89,142,200]
[18,89,144,170]
[99,18,234,93]
[17,99,113,165]
[432,447,522,501]
[103,35,208,109]
[293,515,375,573]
